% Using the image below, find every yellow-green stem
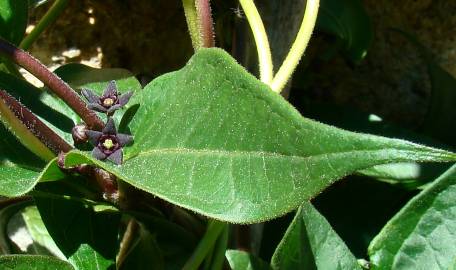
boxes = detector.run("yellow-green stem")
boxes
[271,0,320,93]
[20,0,69,50]
[238,0,273,85]
[182,0,203,50]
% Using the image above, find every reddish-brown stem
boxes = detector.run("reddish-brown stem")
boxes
[196,0,215,48]
[0,38,104,130]
[0,90,73,154]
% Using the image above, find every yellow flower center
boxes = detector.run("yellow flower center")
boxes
[103,139,114,149]
[103,98,114,106]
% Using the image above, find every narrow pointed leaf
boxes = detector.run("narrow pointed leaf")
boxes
[64,48,456,223]
[271,203,361,270]
[368,164,456,270]
[0,255,74,270]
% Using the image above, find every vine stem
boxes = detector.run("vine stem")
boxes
[271,0,320,93]
[0,89,72,160]
[196,0,215,48]
[182,0,215,50]
[182,220,226,270]
[238,0,273,85]
[20,0,70,50]
[182,0,202,49]
[0,38,104,130]
[210,225,229,270]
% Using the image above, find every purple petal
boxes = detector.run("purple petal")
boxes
[81,89,100,103]
[92,147,107,160]
[107,104,122,114]
[88,103,107,112]
[117,133,133,146]
[86,130,103,145]
[103,80,118,97]
[103,117,117,134]
[107,149,123,165]
[118,91,133,106]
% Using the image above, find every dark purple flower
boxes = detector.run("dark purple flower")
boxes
[86,118,133,165]
[81,80,133,115]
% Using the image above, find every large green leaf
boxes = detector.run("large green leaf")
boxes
[34,196,120,270]
[0,0,28,45]
[0,255,74,270]
[226,250,271,270]
[64,48,456,223]
[271,203,361,270]
[317,0,372,62]
[368,164,456,270]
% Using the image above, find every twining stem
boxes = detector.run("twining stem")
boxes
[0,89,71,161]
[182,220,226,270]
[271,0,320,93]
[196,0,215,48]
[20,0,70,50]
[0,38,104,130]
[182,0,215,50]
[238,0,273,85]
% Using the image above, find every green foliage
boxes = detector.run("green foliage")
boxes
[0,2,455,269]
[226,250,271,270]
[34,196,120,269]
[271,203,361,270]
[65,48,455,223]
[0,0,28,45]
[0,255,74,270]
[368,164,456,270]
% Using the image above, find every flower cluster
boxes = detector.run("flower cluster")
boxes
[80,80,134,165]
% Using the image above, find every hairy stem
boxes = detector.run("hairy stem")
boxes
[183,0,215,50]
[271,0,319,93]
[196,0,215,48]
[20,0,70,50]
[0,89,72,160]
[182,0,202,49]
[183,220,226,270]
[0,38,104,130]
[238,0,273,84]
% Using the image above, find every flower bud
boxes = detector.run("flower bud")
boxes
[72,123,89,144]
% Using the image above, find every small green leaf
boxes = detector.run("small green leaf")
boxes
[271,203,361,270]
[0,0,28,45]
[34,196,120,270]
[0,158,64,197]
[64,48,456,223]
[317,0,372,62]
[226,250,271,270]
[0,255,74,270]
[368,164,456,270]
